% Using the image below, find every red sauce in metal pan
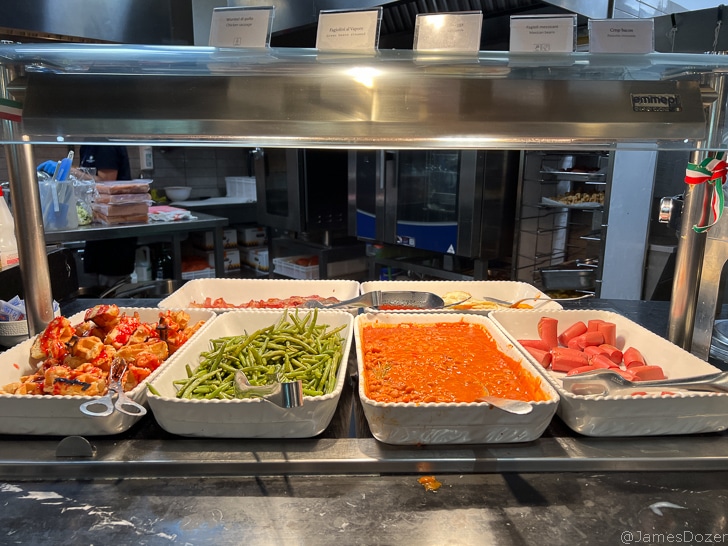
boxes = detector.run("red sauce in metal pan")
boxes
[361,321,548,404]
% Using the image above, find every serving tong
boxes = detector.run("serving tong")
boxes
[561,369,728,396]
[303,290,465,310]
[234,370,304,408]
[79,358,147,417]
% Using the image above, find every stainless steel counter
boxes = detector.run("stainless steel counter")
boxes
[44,212,229,279]
[1,298,727,545]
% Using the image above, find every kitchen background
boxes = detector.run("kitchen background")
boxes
[0,145,252,200]
[0,0,722,299]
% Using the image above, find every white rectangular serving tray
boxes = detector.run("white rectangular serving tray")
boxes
[147,308,354,438]
[0,306,216,436]
[354,311,560,445]
[489,309,728,437]
[158,278,360,312]
[360,280,562,312]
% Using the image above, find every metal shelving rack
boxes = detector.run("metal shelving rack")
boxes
[514,151,609,293]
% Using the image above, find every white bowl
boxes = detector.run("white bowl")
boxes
[0,307,216,436]
[489,309,728,437]
[355,312,560,445]
[360,280,563,313]
[165,186,192,201]
[147,309,354,438]
[158,278,361,313]
[0,307,62,348]
[0,320,30,348]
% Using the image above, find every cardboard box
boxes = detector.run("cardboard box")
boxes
[191,229,238,250]
[237,225,267,247]
[240,247,269,272]
[195,248,241,272]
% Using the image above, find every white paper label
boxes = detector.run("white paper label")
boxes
[589,19,654,54]
[413,12,482,52]
[209,7,272,48]
[316,10,380,51]
[509,16,576,53]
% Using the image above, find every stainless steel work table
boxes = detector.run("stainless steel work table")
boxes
[43,212,229,280]
[1,298,726,545]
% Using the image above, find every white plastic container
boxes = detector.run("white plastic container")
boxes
[225,176,256,201]
[134,246,152,281]
[0,187,18,269]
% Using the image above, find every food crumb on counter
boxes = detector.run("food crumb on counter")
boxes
[418,475,442,492]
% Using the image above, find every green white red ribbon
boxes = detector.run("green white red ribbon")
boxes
[684,152,726,233]
[0,97,22,123]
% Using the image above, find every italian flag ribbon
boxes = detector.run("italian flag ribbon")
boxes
[684,152,726,233]
[0,97,22,123]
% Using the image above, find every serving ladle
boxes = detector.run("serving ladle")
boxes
[303,290,450,310]
[562,369,728,396]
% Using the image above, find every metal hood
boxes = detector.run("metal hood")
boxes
[0,43,707,151]
[0,0,194,45]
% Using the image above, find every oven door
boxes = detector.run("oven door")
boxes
[386,150,483,257]
[349,150,386,241]
[254,148,302,232]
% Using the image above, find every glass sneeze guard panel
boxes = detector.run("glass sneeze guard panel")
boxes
[1,43,728,151]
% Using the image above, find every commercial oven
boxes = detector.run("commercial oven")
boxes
[254,148,349,234]
[348,150,519,259]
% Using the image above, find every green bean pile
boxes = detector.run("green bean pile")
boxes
[173,309,347,400]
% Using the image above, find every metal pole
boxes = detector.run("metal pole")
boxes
[667,75,724,349]
[1,65,55,335]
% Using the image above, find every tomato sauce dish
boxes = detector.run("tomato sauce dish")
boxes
[354,312,559,445]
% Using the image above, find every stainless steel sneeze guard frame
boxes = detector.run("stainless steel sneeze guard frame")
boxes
[0,44,721,150]
[20,74,705,149]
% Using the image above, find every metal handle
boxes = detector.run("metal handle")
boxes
[658,195,683,230]
[79,395,115,417]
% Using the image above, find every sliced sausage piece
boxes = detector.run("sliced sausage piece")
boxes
[588,353,618,369]
[568,331,605,350]
[587,319,605,332]
[599,344,623,365]
[551,347,590,372]
[566,365,598,376]
[518,338,552,352]
[631,365,666,381]
[596,321,617,347]
[538,317,559,349]
[523,346,552,369]
[623,346,647,368]
[558,321,588,347]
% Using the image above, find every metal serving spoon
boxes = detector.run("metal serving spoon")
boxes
[561,369,728,396]
[483,293,594,308]
[475,387,533,415]
[303,290,449,310]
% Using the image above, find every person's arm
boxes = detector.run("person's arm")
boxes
[70,167,118,181]
[95,168,119,181]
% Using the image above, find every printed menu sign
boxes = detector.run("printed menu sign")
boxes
[509,15,576,53]
[209,6,274,48]
[413,12,483,52]
[589,19,654,53]
[316,9,382,52]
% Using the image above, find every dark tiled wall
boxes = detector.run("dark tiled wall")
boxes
[1,145,252,200]
[151,147,251,199]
